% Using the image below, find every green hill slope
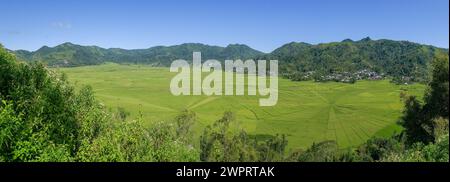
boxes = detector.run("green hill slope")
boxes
[264,38,448,83]
[11,38,449,82]
[13,43,264,67]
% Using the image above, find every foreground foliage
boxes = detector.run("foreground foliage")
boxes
[1,45,198,162]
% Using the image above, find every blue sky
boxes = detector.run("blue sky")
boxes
[1,0,448,52]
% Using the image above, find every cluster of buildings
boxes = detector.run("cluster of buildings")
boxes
[316,69,384,83]
[285,69,384,83]
[317,69,384,83]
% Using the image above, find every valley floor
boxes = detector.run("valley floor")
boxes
[54,63,425,150]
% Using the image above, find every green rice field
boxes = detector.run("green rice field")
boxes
[55,63,426,150]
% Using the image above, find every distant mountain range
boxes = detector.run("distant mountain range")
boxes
[12,42,264,67]
[8,37,449,82]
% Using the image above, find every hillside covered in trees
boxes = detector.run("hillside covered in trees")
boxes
[12,42,264,67]
[264,37,448,83]
[10,38,448,83]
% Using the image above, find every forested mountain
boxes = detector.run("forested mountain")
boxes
[264,37,448,83]
[11,38,449,82]
[12,42,264,67]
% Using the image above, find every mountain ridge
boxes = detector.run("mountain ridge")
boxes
[13,42,265,67]
[8,38,449,83]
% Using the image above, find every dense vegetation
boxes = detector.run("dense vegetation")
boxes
[263,37,448,83]
[1,45,197,161]
[12,43,264,67]
[12,38,448,84]
[2,43,448,162]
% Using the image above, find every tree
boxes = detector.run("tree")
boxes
[175,109,196,141]
[400,53,449,144]
[200,112,258,162]
[401,96,431,144]
[422,54,449,141]
[382,134,449,162]
[297,141,339,162]
[356,137,404,161]
[431,117,449,140]
[257,134,288,162]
